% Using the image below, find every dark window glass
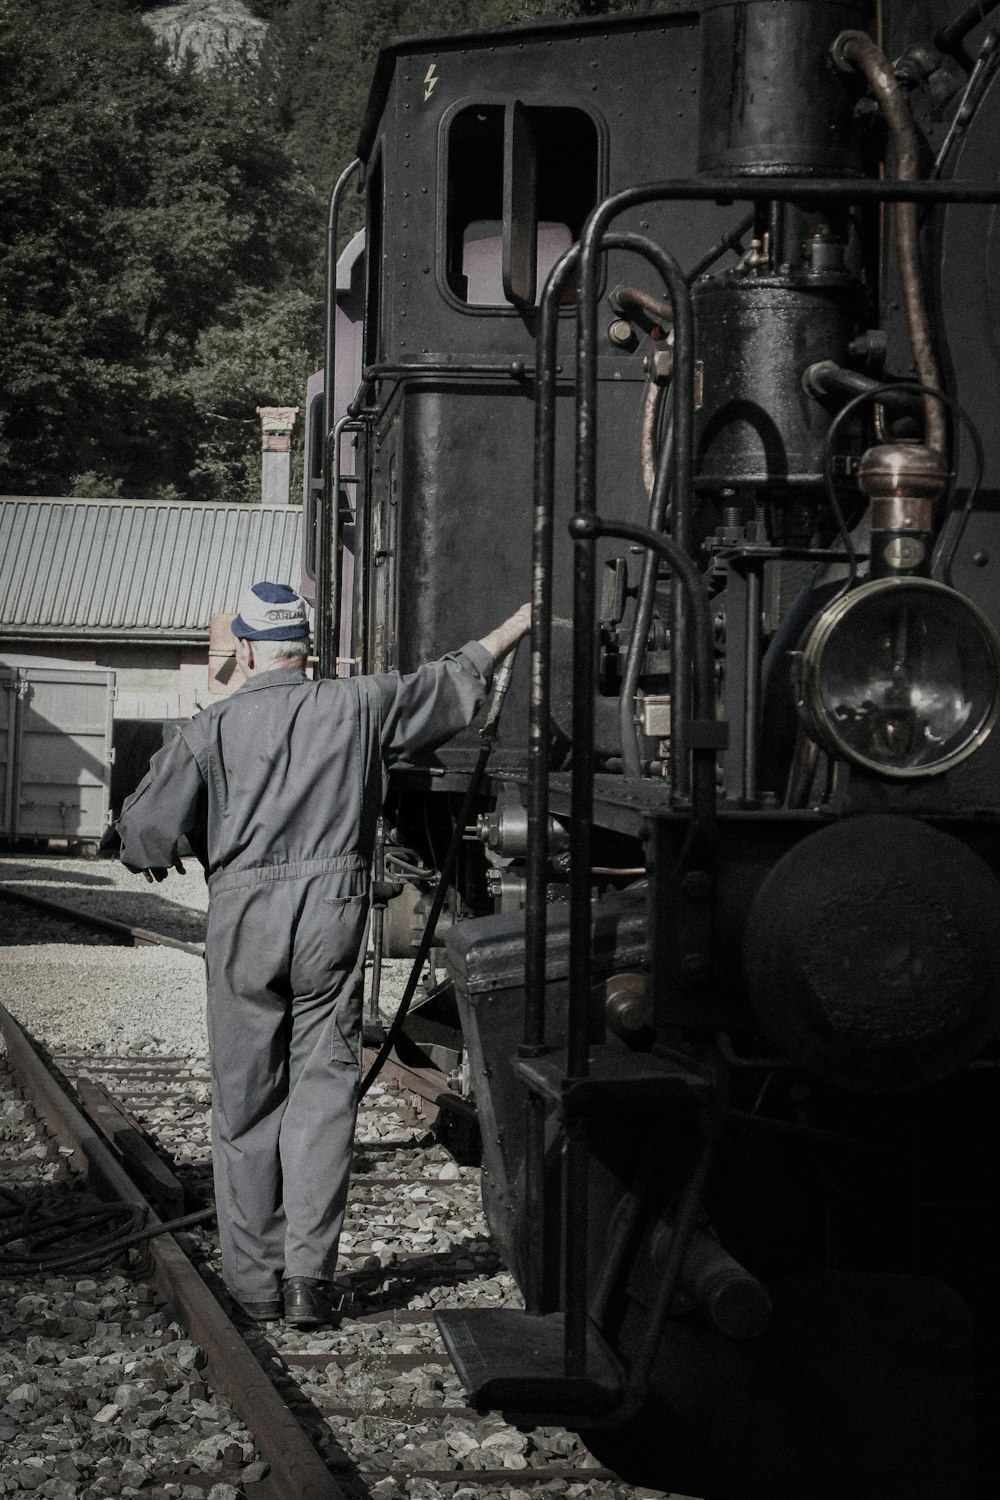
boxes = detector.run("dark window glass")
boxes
[446,104,598,307]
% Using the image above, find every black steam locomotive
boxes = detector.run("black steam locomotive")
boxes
[305,3,1000,1494]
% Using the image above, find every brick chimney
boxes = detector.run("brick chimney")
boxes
[256,406,299,505]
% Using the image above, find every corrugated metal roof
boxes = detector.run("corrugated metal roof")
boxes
[0,497,305,641]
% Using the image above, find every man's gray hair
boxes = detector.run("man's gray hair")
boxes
[252,636,310,670]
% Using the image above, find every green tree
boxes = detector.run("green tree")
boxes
[1,0,680,501]
[184,285,319,502]
[0,0,320,500]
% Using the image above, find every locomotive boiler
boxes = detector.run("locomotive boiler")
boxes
[307,2,1000,1494]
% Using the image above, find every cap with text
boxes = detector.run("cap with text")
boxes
[231,582,310,640]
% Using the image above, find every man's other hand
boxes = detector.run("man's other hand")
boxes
[139,857,186,883]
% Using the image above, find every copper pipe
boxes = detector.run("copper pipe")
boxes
[833,31,946,455]
[612,283,674,331]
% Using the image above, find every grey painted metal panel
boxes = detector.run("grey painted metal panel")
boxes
[0,499,304,638]
[0,667,14,835]
[7,666,115,840]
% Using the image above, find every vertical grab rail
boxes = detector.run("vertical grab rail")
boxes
[524,244,577,1315]
[318,158,361,680]
[527,227,696,1365]
[569,228,695,1377]
[329,415,368,676]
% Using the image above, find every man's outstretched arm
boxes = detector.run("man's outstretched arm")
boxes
[478,602,532,663]
[375,604,533,757]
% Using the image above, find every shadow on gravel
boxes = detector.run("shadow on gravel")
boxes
[188,1260,371,1498]
[0,892,124,946]
[0,862,117,889]
[0,882,207,946]
[353,1238,504,1315]
[242,1339,366,1497]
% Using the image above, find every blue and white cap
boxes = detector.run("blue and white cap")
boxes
[231,581,310,641]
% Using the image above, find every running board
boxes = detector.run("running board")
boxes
[436,1308,623,1419]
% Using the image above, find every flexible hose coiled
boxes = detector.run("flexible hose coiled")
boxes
[0,1181,214,1277]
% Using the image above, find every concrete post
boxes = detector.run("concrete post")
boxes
[256,406,299,505]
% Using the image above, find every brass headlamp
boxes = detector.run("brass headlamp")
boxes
[792,575,1000,777]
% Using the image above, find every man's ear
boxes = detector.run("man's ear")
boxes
[234,636,254,676]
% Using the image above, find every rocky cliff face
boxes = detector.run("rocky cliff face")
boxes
[142,2,267,71]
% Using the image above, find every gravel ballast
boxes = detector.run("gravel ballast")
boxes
[0,1054,259,1498]
[0,854,685,1500]
[0,946,209,1056]
[0,853,412,1050]
[0,857,252,1494]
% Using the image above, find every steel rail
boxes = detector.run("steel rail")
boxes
[0,882,205,957]
[0,1002,349,1500]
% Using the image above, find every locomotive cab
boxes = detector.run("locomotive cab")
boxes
[321,8,735,740]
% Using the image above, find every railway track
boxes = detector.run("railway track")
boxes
[0,875,675,1500]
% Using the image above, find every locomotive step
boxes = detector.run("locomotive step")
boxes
[512,1044,713,1115]
[435,1307,623,1418]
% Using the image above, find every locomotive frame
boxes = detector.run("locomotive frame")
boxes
[306,4,1000,1495]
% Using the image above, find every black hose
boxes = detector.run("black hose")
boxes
[359,642,523,1099]
[0,1188,216,1276]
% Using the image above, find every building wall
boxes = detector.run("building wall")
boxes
[3,640,215,720]
[93,644,216,720]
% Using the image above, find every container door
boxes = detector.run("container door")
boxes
[14,667,116,840]
[0,668,15,837]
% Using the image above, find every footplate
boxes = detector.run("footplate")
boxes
[436,1308,623,1418]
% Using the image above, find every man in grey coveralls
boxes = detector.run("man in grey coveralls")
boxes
[116,580,531,1327]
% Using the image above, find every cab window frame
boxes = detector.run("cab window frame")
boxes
[436,95,607,316]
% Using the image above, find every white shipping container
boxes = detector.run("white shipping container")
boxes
[0,661,116,841]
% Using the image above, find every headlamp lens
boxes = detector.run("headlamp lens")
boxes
[798,579,1000,777]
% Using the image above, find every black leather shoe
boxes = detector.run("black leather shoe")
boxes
[231,1294,283,1322]
[283,1276,352,1329]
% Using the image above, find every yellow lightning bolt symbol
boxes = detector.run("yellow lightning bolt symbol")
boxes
[424,63,438,102]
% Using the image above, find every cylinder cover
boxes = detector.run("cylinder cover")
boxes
[743,816,1000,1091]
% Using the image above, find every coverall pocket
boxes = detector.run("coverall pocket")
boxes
[322,893,369,1064]
[321,893,369,970]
